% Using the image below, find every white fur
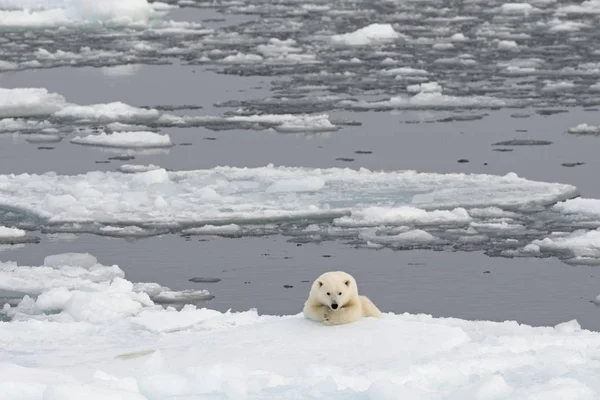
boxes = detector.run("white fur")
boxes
[302,271,383,325]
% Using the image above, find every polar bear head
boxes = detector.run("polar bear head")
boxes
[310,271,358,311]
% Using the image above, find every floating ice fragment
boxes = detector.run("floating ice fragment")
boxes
[55,102,161,124]
[331,23,403,46]
[0,88,66,118]
[71,131,173,149]
[568,124,600,135]
[0,226,25,239]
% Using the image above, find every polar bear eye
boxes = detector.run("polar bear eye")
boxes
[326,292,330,296]
[338,292,342,295]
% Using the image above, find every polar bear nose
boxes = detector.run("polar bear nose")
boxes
[331,303,338,310]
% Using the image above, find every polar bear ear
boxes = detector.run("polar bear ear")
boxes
[318,281,323,287]
[344,280,350,287]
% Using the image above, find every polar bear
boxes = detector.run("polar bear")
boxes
[302,271,383,325]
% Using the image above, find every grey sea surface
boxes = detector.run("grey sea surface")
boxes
[1,232,599,330]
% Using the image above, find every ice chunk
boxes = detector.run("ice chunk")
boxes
[0,226,25,239]
[54,102,161,124]
[407,82,442,94]
[568,124,600,135]
[44,253,98,269]
[331,23,403,46]
[117,164,162,173]
[553,198,600,217]
[501,3,535,13]
[70,131,173,149]
[265,177,325,193]
[0,118,53,133]
[334,206,471,227]
[0,88,66,118]
[531,229,600,257]
[345,92,508,110]
[182,224,241,235]
[0,259,123,295]
[542,81,575,92]
[498,40,519,50]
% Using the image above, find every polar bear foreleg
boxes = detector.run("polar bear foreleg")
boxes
[323,302,362,325]
[303,302,327,322]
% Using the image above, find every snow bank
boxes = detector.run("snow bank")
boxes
[71,131,173,148]
[0,166,578,229]
[1,260,600,399]
[331,23,402,46]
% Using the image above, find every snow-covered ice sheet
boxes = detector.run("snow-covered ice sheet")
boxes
[1,253,600,399]
[0,166,578,229]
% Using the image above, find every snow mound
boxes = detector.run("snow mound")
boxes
[331,23,403,46]
[70,131,173,149]
[0,166,578,230]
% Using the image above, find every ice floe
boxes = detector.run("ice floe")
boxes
[1,252,600,398]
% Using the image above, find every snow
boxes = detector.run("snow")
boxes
[0,226,25,238]
[568,123,600,135]
[70,131,173,149]
[0,166,578,229]
[2,252,600,398]
[331,23,403,46]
